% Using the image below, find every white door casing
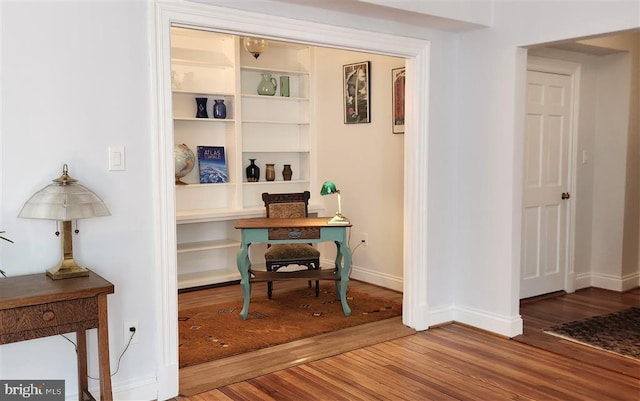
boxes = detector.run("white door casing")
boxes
[150,2,431,399]
[521,58,578,299]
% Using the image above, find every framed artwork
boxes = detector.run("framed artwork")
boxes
[392,67,406,134]
[343,61,371,124]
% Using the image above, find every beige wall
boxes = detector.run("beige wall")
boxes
[314,47,406,290]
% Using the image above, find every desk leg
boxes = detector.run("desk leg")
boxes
[237,242,252,320]
[76,330,88,401]
[333,242,342,295]
[97,294,113,401]
[335,240,353,316]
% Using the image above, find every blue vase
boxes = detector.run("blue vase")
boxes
[213,99,226,119]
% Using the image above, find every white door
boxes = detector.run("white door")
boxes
[521,69,573,299]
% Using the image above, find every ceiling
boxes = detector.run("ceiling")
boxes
[188,1,637,54]
[189,0,491,36]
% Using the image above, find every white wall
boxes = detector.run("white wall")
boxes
[314,47,405,290]
[1,2,158,399]
[591,50,635,288]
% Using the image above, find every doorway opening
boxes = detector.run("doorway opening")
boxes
[170,25,409,390]
[151,3,431,396]
[519,29,639,299]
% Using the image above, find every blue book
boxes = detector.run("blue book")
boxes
[197,146,228,183]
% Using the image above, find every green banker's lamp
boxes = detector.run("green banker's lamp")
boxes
[18,164,111,279]
[320,181,350,225]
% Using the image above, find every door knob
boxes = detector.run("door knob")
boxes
[561,192,571,200]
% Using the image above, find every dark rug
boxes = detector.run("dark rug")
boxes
[178,284,402,367]
[544,307,640,360]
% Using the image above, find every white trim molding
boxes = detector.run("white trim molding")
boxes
[150,1,431,398]
[412,305,523,338]
[402,44,431,332]
[454,307,523,338]
[347,263,404,292]
[576,271,640,292]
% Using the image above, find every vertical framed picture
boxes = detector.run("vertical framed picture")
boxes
[392,67,405,134]
[343,61,371,124]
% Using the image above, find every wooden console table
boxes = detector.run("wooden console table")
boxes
[235,217,353,320]
[0,272,114,401]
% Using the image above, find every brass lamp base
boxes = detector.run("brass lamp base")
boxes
[327,213,350,225]
[46,260,90,280]
[47,255,89,280]
[47,220,91,280]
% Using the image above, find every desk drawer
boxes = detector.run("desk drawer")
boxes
[268,227,320,240]
[0,297,97,336]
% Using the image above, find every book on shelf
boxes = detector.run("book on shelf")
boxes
[197,146,228,183]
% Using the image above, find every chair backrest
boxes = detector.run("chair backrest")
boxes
[262,191,311,219]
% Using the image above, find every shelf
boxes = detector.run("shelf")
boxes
[243,179,309,185]
[173,90,235,97]
[177,239,240,253]
[172,28,314,289]
[174,117,236,123]
[176,207,266,224]
[175,182,235,188]
[241,94,308,102]
[242,120,308,125]
[178,270,241,290]
[171,57,233,68]
[176,204,323,224]
[240,66,309,76]
[242,149,310,153]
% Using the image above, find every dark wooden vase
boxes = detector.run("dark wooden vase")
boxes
[282,164,292,181]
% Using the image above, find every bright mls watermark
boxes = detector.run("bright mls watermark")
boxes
[0,381,64,401]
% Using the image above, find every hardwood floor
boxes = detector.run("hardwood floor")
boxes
[178,280,412,396]
[178,284,640,401]
[514,286,640,379]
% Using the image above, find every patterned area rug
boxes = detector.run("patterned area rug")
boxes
[178,284,401,368]
[544,307,640,360]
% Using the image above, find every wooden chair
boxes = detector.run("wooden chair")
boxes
[262,191,320,299]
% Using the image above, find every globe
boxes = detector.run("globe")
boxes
[174,144,195,185]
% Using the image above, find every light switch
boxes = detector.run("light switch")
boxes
[109,146,125,171]
[582,150,589,165]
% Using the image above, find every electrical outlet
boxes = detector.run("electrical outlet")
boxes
[361,232,368,246]
[124,321,139,344]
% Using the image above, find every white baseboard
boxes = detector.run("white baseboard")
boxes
[156,363,179,400]
[575,272,640,292]
[621,273,640,290]
[67,374,158,401]
[575,272,592,290]
[405,303,522,338]
[453,306,523,338]
[112,376,158,401]
[421,304,455,330]
[320,258,403,292]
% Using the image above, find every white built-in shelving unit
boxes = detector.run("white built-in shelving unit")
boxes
[170,27,316,289]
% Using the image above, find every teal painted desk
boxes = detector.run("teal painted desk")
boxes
[235,217,353,320]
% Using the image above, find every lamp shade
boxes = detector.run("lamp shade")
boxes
[243,37,268,59]
[19,164,110,221]
[18,164,110,279]
[320,181,339,196]
[320,180,349,225]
